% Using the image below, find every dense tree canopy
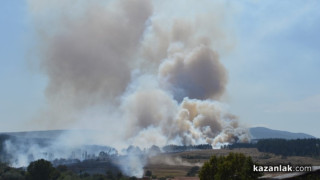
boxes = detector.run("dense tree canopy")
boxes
[199,153,262,180]
[226,138,320,157]
[26,159,57,180]
[256,139,320,157]
[0,159,144,180]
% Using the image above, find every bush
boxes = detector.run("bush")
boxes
[186,166,200,176]
[0,162,25,180]
[145,170,152,177]
[1,170,25,180]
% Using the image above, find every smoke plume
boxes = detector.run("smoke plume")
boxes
[23,0,250,177]
[159,45,227,101]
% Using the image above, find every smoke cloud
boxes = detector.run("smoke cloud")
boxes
[159,45,227,101]
[23,0,250,177]
[29,0,153,108]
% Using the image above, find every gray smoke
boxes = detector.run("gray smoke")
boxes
[30,0,152,108]
[25,0,250,177]
[159,45,227,101]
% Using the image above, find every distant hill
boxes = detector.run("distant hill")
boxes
[250,127,315,140]
[0,129,101,139]
[0,130,67,139]
[1,127,316,142]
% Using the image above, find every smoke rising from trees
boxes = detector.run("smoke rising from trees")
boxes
[27,0,249,149]
[21,0,251,177]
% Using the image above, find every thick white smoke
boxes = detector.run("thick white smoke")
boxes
[21,0,250,177]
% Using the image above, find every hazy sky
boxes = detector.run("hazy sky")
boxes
[1,0,320,137]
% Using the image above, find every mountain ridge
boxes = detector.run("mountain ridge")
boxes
[1,127,316,140]
[249,127,315,140]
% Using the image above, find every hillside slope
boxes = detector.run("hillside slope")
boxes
[250,127,315,139]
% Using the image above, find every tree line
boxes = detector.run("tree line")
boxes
[1,153,262,180]
[224,138,320,157]
[162,144,212,152]
[0,159,139,180]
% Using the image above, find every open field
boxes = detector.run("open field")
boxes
[145,164,191,177]
[144,148,320,178]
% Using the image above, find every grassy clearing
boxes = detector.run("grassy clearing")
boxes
[144,148,320,178]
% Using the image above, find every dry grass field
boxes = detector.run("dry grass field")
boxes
[144,148,320,178]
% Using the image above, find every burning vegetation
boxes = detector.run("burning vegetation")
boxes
[2,0,251,177]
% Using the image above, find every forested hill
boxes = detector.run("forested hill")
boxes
[1,127,316,140]
[250,127,315,140]
[0,130,66,139]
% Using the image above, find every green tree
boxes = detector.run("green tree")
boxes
[116,172,123,179]
[0,162,25,180]
[145,170,152,177]
[106,170,114,180]
[26,159,56,180]
[199,153,262,180]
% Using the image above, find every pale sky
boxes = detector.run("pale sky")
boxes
[1,0,320,137]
